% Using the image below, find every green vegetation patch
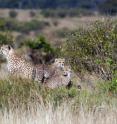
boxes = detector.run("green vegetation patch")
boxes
[0,77,117,110]
[41,9,94,18]
[61,20,117,80]
[0,78,80,109]
[0,18,50,33]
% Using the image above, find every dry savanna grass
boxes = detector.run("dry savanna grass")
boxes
[0,73,116,124]
[0,103,117,124]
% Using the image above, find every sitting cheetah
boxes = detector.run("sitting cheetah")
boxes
[43,58,65,79]
[44,65,72,89]
[32,58,65,82]
[0,45,66,85]
[0,45,44,81]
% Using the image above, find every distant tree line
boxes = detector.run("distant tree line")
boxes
[0,0,116,15]
[0,0,105,9]
[98,0,117,15]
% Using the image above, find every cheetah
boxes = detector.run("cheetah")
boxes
[31,58,65,83]
[42,58,65,83]
[0,45,66,85]
[0,45,44,81]
[44,65,72,89]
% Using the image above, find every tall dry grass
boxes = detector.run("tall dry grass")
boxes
[0,71,117,124]
[0,102,117,124]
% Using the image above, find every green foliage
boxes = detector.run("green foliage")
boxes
[0,18,50,33]
[0,0,99,9]
[29,11,36,17]
[99,0,117,15]
[55,28,71,38]
[0,0,117,15]
[98,78,117,95]
[0,78,81,108]
[41,9,94,18]
[0,77,117,109]
[0,19,6,30]
[0,32,13,45]
[21,20,50,33]
[23,36,58,63]
[0,78,41,108]
[61,20,117,79]
[25,36,54,53]
[9,10,18,18]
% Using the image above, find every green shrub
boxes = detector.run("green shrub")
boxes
[24,36,57,63]
[41,9,94,18]
[9,10,18,18]
[55,28,71,38]
[0,18,6,30]
[61,20,117,80]
[29,11,36,17]
[0,32,13,45]
[41,9,70,18]
[0,18,50,33]
[99,0,117,15]
[98,77,117,95]
[53,20,59,26]
[20,20,50,33]
[25,36,54,52]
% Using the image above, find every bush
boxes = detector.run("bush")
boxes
[53,20,59,26]
[25,36,53,52]
[98,0,117,15]
[9,10,18,18]
[61,20,117,80]
[22,20,50,32]
[24,36,57,64]
[0,32,13,45]
[29,11,36,17]
[98,78,117,96]
[41,9,94,18]
[0,18,50,33]
[41,9,69,18]
[55,28,71,38]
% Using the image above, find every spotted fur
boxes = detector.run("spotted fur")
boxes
[0,45,44,81]
[43,58,65,79]
[44,65,72,89]
[0,45,67,86]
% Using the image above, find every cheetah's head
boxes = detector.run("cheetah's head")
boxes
[54,58,65,69]
[63,66,72,78]
[0,45,14,57]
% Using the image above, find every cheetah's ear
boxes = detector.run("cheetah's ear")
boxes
[55,58,58,62]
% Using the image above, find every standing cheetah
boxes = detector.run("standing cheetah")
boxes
[0,45,44,81]
[44,65,72,89]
